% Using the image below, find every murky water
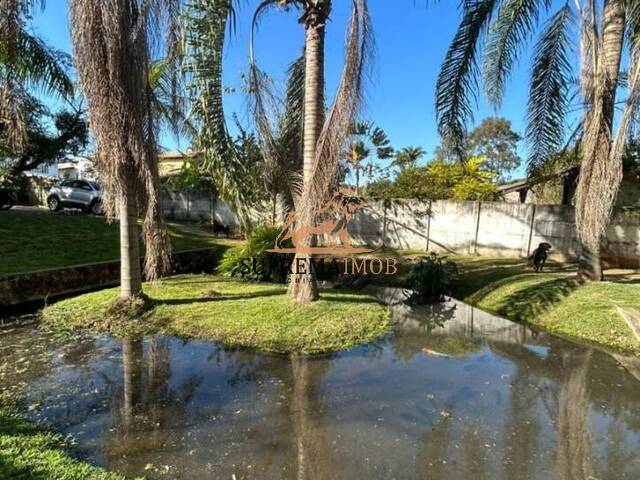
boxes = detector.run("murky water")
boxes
[1,292,639,480]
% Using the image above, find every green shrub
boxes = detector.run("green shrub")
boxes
[218,225,292,282]
[407,253,459,303]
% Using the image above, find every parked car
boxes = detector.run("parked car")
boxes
[47,180,103,215]
[0,187,17,210]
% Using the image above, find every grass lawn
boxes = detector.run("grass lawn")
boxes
[0,402,125,480]
[42,275,391,355]
[450,256,640,355]
[0,210,232,276]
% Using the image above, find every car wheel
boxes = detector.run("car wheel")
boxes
[90,200,103,216]
[48,196,61,212]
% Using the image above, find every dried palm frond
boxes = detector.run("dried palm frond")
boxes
[574,0,624,258]
[249,0,305,209]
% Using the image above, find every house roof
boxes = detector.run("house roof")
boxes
[497,166,579,194]
[158,150,201,162]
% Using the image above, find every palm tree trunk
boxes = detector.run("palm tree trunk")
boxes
[577,0,625,281]
[288,4,328,303]
[355,166,360,195]
[120,172,142,298]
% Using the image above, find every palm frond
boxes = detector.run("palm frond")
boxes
[526,3,574,171]
[436,0,501,160]
[16,31,73,97]
[183,0,254,229]
[483,0,550,107]
[277,54,305,200]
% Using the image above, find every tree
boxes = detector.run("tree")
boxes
[343,121,393,194]
[244,0,371,303]
[367,156,497,201]
[1,0,75,172]
[393,146,426,171]
[70,0,177,301]
[435,0,638,281]
[467,117,521,180]
[1,101,88,177]
[0,0,74,148]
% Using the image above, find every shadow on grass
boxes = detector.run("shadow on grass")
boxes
[154,288,381,306]
[489,276,582,323]
[604,273,640,284]
[155,288,286,305]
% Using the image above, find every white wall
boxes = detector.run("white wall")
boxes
[161,193,640,267]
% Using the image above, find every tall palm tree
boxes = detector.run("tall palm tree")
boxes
[244,0,371,303]
[70,0,177,301]
[0,0,73,148]
[436,0,640,280]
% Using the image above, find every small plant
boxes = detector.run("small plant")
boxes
[218,225,292,282]
[407,253,459,303]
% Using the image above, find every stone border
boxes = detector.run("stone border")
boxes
[0,248,224,314]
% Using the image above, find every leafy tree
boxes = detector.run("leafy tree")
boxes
[367,156,496,201]
[434,117,521,181]
[467,117,521,180]
[435,0,637,280]
[0,100,88,177]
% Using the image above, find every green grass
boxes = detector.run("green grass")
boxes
[450,256,640,354]
[0,402,126,480]
[0,211,230,276]
[41,275,390,355]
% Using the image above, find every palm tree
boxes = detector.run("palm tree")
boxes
[436,0,639,280]
[0,0,73,148]
[244,0,371,303]
[345,140,369,194]
[393,146,426,171]
[342,121,393,194]
[70,0,177,301]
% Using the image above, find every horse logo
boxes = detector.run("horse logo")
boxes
[268,188,373,255]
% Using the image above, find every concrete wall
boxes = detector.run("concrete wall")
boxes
[202,197,639,266]
[0,248,226,311]
[349,200,638,266]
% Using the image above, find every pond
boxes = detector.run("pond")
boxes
[1,291,639,479]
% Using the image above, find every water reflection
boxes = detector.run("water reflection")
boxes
[1,295,639,479]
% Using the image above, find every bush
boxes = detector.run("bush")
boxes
[218,225,292,282]
[407,253,459,303]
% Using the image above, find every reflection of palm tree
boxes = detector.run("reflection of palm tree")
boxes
[122,339,143,427]
[555,350,593,480]
[289,355,335,480]
[107,338,203,473]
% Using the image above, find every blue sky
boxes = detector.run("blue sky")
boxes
[31,1,555,180]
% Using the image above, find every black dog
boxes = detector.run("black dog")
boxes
[529,242,552,272]
[211,219,231,237]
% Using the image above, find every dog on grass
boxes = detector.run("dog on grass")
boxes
[529,242,552,272]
